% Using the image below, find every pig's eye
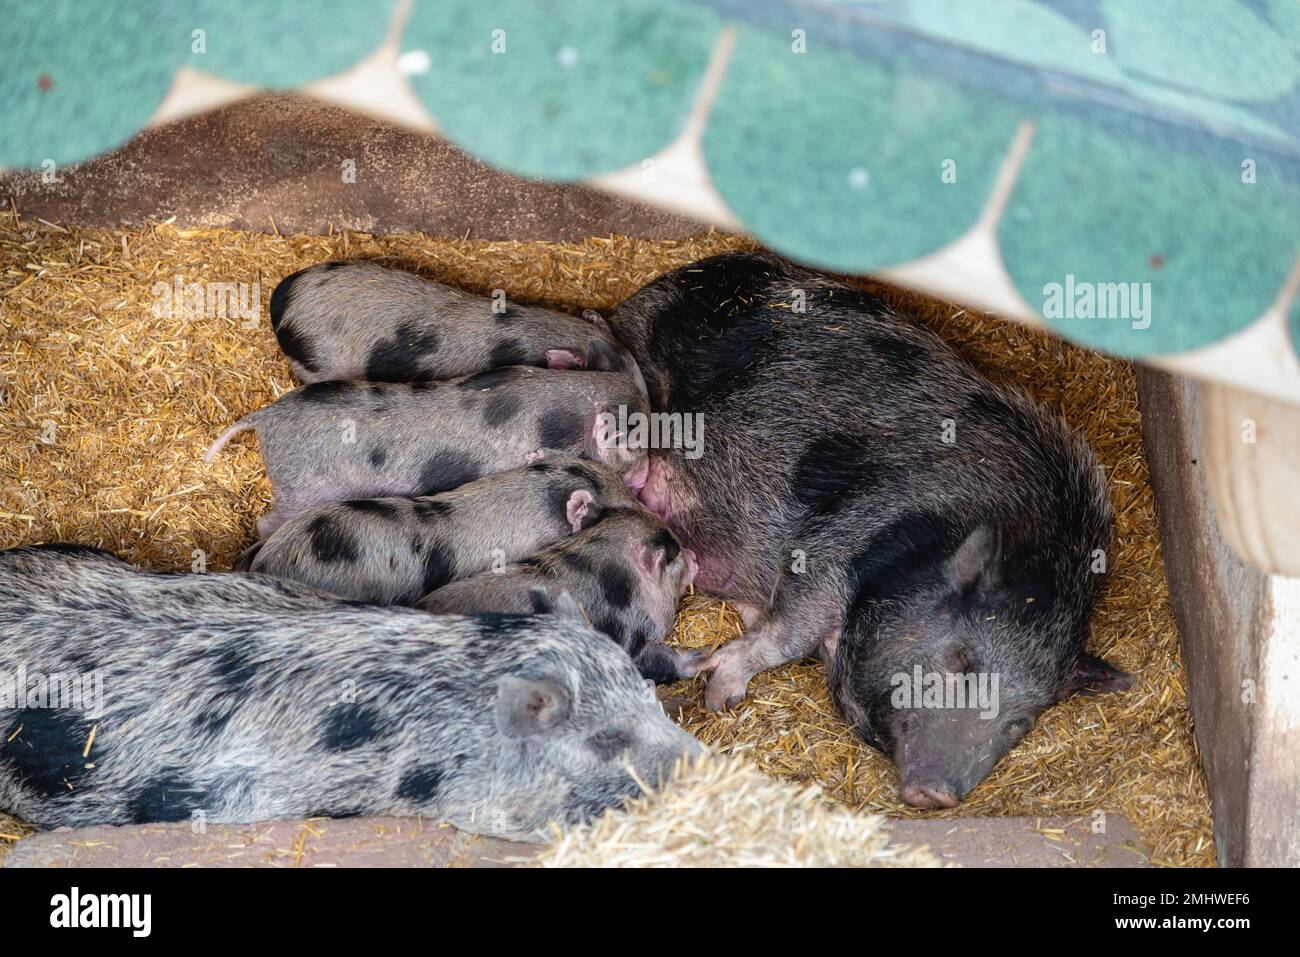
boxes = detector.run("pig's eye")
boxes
[586,729,635,760]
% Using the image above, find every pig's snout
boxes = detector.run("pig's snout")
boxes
[682,547,699,586]
[900,779,961,809]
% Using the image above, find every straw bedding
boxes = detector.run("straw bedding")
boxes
[536,752,943,868]
[0,208,1213,866]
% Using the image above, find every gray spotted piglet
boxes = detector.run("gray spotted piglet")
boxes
[269,260,647,395]
[0,543,702,838]
[204,365,650,536]
[418,509,700,684]
[238,457,639,605]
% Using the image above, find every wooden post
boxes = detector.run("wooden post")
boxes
[1138,370,1300,866]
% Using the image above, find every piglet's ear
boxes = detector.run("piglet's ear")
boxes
[546,348,585,370]
[495,675,572,738]
[584,339,621,373]
[1060,653,1134,700]
[528,587,590,625]
[945,524,1003,598]
[565,489,599,532]
[633,541,667,579]
[581,309,611,333]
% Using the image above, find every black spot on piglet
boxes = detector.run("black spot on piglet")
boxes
[275,321,319,374]
[346,498,399,519]
[539,408,586,448]
[128,772,209,823]
[309,514,359,563]
[364,321,442,382]
[459,367,521,391]
[600,562,636,609]
[0,708,97,798]
[418,455,479,495]
[269,267,306,331]
[420,542,456,596]
[322,704,388,752]
[484,392,522,427]
[395,763,444,802]
[297,381,351,404]
[489,340,529,367]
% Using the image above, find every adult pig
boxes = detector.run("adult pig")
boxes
[609,251,1132,808]
[418,509,699,684]
[204,366,650,535]
[239,457,638,604]
[0,544,701,837]
[269,260,647,395]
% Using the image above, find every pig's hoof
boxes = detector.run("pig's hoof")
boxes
[675,648,707,679]
[703,670,750,712]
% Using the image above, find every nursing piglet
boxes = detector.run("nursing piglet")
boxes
[204,366,650,535]
[418,509,699,684]
[239,458,638,604]
[269,260,647,395]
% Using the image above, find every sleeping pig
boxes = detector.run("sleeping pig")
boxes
[238,457,639,605]
[269,260,647,395]
[204,365,650,536]
[418,509,700,684]
[0,543,702,837]
[609,251,1133,808]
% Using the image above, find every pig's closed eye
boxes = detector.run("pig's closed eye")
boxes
[587,729,635,760]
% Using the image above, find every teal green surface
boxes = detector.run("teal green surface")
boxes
[180,0,396,89]
[1,0,179,169]
[1101,0,1297,102]
[902,0,1124,85]
[702,24,1021,273]
[401,0,720,181]
[999,112,1300,357]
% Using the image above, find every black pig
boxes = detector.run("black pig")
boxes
[608,251,1132,807]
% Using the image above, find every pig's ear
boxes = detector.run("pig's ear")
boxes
[495,675,572,737]
[634,541,666,578]
[528,587,590,625]
[546,348,585,370]
[1060,653,1134,699]
[581,308,611,333]
[944,524,1003,599]
[565,488,600,532]
[584,339,621,373]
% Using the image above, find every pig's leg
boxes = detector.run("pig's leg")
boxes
[699,570,844,711]
[635,643,707,684]
[730,600,764,628]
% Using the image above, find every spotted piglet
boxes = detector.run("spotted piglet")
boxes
[204,365,650,536]
[0,544,702,837]
[237,457,639,605]
[269,260,647,395]
[418,509,699,684]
